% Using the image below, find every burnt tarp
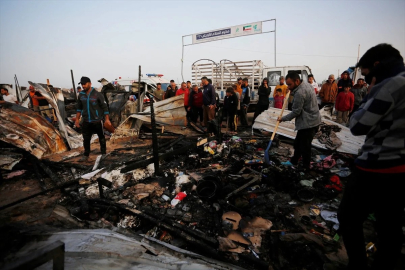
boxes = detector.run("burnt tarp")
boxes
[0,102,68,159]
[113,95,186,137]
[28,82,84,149]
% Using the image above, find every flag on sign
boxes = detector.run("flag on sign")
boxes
[243,25,252,31]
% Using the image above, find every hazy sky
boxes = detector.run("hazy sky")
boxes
[1,0,404,91]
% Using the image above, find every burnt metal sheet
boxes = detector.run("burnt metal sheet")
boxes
[113,95,186,137]
[253,108,365,155]
[0,102,68,159]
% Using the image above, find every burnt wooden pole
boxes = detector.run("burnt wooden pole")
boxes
[148,92,160,175]
[137,65,141,112]
[71,69,77,101]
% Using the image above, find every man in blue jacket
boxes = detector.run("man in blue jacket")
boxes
[75,76,111,161]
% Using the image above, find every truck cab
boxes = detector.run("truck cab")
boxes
[111,74,170,93]
[264,66,313,106]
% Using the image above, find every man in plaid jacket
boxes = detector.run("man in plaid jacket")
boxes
[338,44,405,270]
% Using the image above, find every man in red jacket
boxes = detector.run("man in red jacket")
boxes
[176,82,190,125]
[335,85,354,124]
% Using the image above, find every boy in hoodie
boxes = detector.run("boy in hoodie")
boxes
[223,87,238,131]
[273,88,284,109]
[338,44,405,270]
[335,85,354,124]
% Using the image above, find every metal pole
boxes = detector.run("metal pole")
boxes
[274,19,277,67]
[148,92,160,175]
[137,65,141,113]
[181,36,185,82]
[353,44,360,83]
[71,69,77,100]
[14,74,22,102]
[14,75,20,103]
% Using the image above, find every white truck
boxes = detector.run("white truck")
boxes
[191,59,314,109]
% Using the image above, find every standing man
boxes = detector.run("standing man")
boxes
[337,71,353,93]
[0,88,18,104]
[338,44,405,270]
[75,76,111,161]
[153,83,164,100]
[77,86,82,96]
[350,78,367,115]
[308,74,318,94]
[28,85,50,120]
[277,72,321,170]
[235,77,243,98]
[318,74,338,111]
[176,82,190,125]
[201,77,216,127]
[186,81,192,91]
[164,80,177,99]
[240,78,251,126]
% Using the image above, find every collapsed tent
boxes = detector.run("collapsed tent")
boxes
[113,95,187,137]
[0,102,68,158]
[253,108,365,155]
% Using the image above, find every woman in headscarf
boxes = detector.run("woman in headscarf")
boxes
[253,78,271,121]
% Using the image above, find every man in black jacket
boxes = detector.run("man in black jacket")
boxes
[240,78,251,126]
[253,78,271,121]
[337,71,353,93]
[164,80,177,99]
[75,76,111,161]
[201,76,216,127]
[223,87,238,131]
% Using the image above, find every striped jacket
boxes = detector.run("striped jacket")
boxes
[350,71,405,169]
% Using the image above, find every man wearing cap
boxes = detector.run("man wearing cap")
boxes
[75,76,111,161]
[337,71,353,93]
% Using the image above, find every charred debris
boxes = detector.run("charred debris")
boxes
[0,79,380,270]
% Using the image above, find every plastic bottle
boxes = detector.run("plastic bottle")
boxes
[171,191,187,207]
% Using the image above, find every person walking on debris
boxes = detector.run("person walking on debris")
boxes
[338,44,405,270]
[349,78,367,116]
[319,74,338,113]
[253,78,271,121]
[176,82,190,125]
[164,80,177,99]
[201,76,216,128]
[308,74,318,94]
[0,88,18,104]
[277,72,321,170]
[223,87,238,131]
[75,76,111,161]
[189,85,203,124]
[337,70,353,93]
[335,85,354,125]
[153,83,164,100]
[240,78,251,126]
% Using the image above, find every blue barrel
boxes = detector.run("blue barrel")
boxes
[220,90,224,99]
